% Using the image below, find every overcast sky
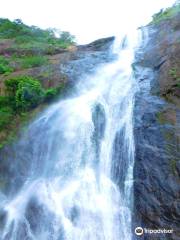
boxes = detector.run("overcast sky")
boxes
[0,0,176,43]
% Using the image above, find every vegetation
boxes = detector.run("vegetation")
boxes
[0,18,73,147]
[151,3,180,24]
[4,75,64,110]
[0,18,75,58]
[0,56,13,75]
[20,55,48,68]
[44,88,58,102]
[0,18,75,47]
[0,75,66,147]
[0,18,75,71]
[0,107,14,129]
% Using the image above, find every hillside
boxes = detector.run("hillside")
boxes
[0,18,114,148]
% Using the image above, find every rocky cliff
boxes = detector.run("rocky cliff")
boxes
[0,36,115,196]
[133,10,180,240]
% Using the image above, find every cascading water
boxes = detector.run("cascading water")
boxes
[0,30,141,240]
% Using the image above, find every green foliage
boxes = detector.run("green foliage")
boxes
[44,82,66,102]
[0,64,12,74]
[0,55,13,74]
[4,76,66,112]
[44,88,58,102]
[0,96,11,107]
[0,18,72,147]
[0,56,9,65]
[0,107,13,128]
[5,76,44,111]
[57,82,66,92]
[15,78,44,110]
[0,18,75,51]
[0,75,67,147]
[20,55,48,68]
[59,31,75,44]
[169,67,177,78]
[151,3,180,24]
[5,77,22,96]
[0,19,23,38]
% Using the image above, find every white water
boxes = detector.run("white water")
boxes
[1,30,141,240]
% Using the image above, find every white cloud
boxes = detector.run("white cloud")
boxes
[0,0,176,43]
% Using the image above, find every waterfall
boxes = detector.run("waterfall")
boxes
[0,30,141,240]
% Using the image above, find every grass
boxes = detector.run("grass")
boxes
[0,55,13,75]
[0,107,14,129]
[20,55,48,68]
[0,18,75,56]
[0,18,73,148]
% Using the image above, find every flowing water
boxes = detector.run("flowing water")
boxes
[0,31,141,240]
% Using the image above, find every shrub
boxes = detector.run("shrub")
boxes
[59,31,75,44]
[0,56,13,74]
[0,107,13,129]
[5,76,44,111]
[0,64,12,74]
[15,78,44,110]
[0,18,75,53]
[56,82,66,93]
[21,55,48,68]
[44,88,58,102]
[0,96,11,107]
[5,77,22,96]
[0,73,68,146]
[0,56,9,65]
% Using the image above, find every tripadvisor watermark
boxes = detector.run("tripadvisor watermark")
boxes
[135,227,173,236]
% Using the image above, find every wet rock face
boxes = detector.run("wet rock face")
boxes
[133,14,180,240]
[137,14,180,102]
[0,37,115,197]
[78,36,115,51]
[0,36,115,95]
[92,103,106,166]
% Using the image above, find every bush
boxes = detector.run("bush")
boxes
[21,55,48,68]
[0,56,9,65]
[44,82,66,102]
[0,107,13,129]
[0,18,76,61]
[44,88,58,102]
[59,31,75,44]
[0,64,12,74]
[0,56,13,74]
[0,96,11,107]
[4,76,67,111]
[5,77,22,96]
[15,78,44,110]
[56,82,66,93]
[5,76,44,111]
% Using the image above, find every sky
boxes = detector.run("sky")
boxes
[0,0,176,44]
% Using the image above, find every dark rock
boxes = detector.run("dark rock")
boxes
[92,103,106,169]
[133,12,180,240]
[78,36,115,51]
[25,197,55,237]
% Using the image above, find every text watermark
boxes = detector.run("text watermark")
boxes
[135,227,173,236]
